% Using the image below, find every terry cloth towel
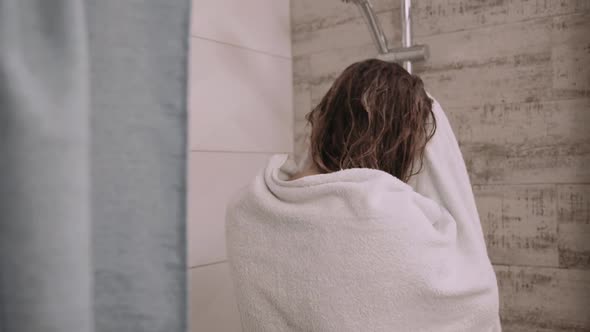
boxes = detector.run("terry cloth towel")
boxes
[225,96,501,332]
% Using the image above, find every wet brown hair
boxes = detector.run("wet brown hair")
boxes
[305,59,436,183]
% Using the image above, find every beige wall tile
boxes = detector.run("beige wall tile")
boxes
[291,0,397,33]
[191,0,291,57]
[412,0,590,37]
[552,12,590,99]
[188,151,272,267]
[190,263,242,332]
[293,10,398,56]
[189,37,293,153]
[557,184,590,269]
[495,265,590,330]
[475,184,558,267]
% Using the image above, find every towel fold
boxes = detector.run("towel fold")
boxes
[226,96,501,332]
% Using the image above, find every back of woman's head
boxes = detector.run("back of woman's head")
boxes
[306,59,436,183]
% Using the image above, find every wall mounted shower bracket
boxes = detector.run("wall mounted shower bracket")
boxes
[342,0,428,73]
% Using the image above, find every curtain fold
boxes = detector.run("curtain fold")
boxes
[0,0,189,331]
[87,1,189,331]
[0,1,93,331]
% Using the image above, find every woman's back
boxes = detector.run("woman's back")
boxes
[226,154,500,332]
[225,59,501,331]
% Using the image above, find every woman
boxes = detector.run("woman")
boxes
[225,59,501,332]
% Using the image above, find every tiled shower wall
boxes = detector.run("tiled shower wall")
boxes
[291,0,590,331]
[188,0,293,331]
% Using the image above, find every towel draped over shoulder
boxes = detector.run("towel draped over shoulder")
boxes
[225,96,501,332]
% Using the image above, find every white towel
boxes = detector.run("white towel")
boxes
[225,96,501,332]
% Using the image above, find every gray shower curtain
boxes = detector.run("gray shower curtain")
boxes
[0,1,190,331]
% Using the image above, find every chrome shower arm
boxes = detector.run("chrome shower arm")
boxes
[342,0,427,73]
[343,0,389,54]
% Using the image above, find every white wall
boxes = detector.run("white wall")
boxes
[188,0,293,331]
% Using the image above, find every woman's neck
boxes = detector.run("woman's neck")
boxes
[289,160,321,180]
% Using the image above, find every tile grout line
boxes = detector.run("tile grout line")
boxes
[491,262,566,270]
[190,35,292,60]
[472,182,590,186]
[189,260,227,270]
[188,149,292,154]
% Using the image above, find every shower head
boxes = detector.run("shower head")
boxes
[342,0,389,54]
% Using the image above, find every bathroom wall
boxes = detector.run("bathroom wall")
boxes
[188,0,293,331]
[291,1,590,331]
